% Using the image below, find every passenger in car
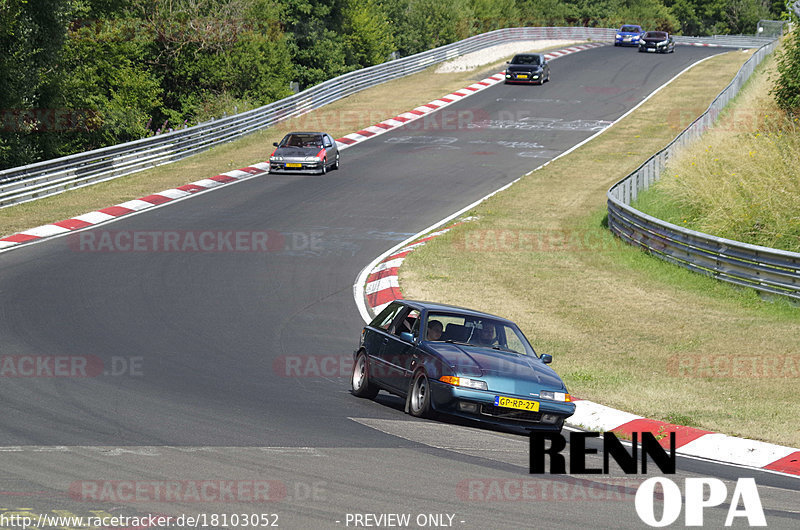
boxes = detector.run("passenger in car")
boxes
[426,320,443,341]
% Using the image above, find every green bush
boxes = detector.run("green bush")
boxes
[772,30,800,115]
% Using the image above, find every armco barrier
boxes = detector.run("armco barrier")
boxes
[0,27,772,209]
[606,39,800,302]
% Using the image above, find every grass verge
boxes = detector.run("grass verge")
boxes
[399,48,800,447]
[632,44,800,252]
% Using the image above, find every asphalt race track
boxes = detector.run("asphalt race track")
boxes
[1,44,798,528]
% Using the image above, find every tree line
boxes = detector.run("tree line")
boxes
[0,0,789,170]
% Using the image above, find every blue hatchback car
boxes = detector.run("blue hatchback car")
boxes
[615,25,644,46]
[352,300,575,432]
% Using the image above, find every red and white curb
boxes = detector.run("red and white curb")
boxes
[358,219,800,476]
[364,220,472,314]
[0,163,270,252]
[334,43,604,150]
[680,42,723,47]
[571,400,800,475]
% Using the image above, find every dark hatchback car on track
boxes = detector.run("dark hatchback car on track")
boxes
[504,53,550,85]
[351,300,575,432]
[269,132,340,174]
[639,31,675,53]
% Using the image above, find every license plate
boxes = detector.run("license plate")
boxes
[495,396,539,411]
[516,74,528,79]
[285,163,302,168]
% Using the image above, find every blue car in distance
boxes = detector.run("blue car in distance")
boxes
[351,300,575,432]
[615,25,644,46]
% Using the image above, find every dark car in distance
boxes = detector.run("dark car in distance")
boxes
[269,132,340,174]
[504,53,550,85]
[615,25,644,46]
[639,31,675,53]
[351,300,575,432]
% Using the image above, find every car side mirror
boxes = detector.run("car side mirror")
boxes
[540,354,552,364]
[399,331,414,343]
[273,142,278,147]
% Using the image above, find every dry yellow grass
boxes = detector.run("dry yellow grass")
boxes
[0,42,570,239]
[400,49,800,447]
[635,49,800,251]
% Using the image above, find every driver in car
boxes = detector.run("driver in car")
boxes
[473,322,497,346]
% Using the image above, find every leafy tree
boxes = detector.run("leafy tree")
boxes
[772,29,800,114]
[610,0,679,31]
[721,0,772,34]
[131,0,293,123]
[0,0,71,168]
[280,0,350,89]
[516,0,578,26]
[342,0,395,68]
[470,0,520,31]
[57,4,162,151]
[399,0,475,55]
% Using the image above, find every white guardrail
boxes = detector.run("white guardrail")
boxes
[0,27,773,209]
[607,39,800,302]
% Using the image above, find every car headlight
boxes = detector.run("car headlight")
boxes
[657,40,667,46]
[505,74,511,78]
[540,390,572,402]
[304,156,320,162]
[439,376,488,391]
[616,34,622,38]
[270,156,282,162]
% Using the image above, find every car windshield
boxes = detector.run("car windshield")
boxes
[510,55,541,65]
[424,312,535,355]
[644,32,667,39]
[620,26,641,32]
[281,134,323,148]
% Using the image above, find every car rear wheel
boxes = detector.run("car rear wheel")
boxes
[408,371,432,418]
[351,352,379,399]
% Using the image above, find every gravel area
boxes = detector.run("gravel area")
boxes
[434,39,584,73]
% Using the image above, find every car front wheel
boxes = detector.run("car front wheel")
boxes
[351,352,379,399]
[408,371,432,418]
[320,158,328,175]
[333,153,340,170]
